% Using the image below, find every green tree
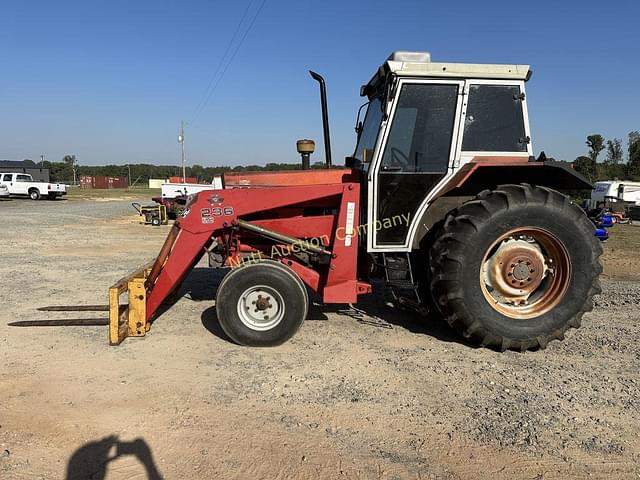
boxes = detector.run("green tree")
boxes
[628,131,640,158]
[573,155,596,181]
[603,138,624,179]
[628,131,640,180]
[586,134,605,163]
[190,164,206,181]
[62,154,79,183]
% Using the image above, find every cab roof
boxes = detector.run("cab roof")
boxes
[362,51,531,96]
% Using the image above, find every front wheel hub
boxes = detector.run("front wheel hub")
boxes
[237,286,285,331]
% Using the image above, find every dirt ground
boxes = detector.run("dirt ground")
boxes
[1,198,639,480]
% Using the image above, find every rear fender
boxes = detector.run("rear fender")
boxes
[411,161,592,248]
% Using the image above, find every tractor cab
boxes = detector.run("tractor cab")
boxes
[350,51,533,250]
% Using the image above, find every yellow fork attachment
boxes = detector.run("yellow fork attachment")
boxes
[109,262,154,345]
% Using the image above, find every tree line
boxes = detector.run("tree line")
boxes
[572,131,640,182]
[41,156,329,184]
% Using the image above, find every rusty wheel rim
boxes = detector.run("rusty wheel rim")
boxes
[480,227,571,319]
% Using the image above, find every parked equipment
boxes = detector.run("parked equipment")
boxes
[132,203,168,226]
[152,178,223,219]
[21,52,602,352]
[586,208,614,241]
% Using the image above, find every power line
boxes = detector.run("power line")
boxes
[190,0,268,125]
[190,0,256,121]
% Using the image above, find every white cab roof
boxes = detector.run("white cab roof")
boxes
[364,51,531,95]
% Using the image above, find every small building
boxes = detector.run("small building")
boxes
[80,175,128,189]
[168,176,198,184]
[0,159,50,182]
[148,178,169,189]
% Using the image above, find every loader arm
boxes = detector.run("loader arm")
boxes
[109,179,371,345]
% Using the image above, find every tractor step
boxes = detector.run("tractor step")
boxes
[386,279,417,290]
[381,252,425,313]
[396,297,429,316]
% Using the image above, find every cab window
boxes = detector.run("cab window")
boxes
[461,84,527,152]
[381,83,458,172]
[16,175,31,182]
[2,174,12,181]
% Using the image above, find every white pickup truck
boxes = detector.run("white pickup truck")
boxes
[0,172,67,200]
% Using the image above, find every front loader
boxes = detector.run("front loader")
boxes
[20,52,602,351]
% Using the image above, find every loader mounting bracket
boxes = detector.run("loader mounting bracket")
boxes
[109,262,154,345]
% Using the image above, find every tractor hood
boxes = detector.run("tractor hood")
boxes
[223,169,359,188]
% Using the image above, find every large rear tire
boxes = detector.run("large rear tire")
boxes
[429,184,602,352]
[215,260,308,346]
[29,188,40,200]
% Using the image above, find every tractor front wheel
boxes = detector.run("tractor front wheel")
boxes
[215,260,308,346]
[429,184,602,351]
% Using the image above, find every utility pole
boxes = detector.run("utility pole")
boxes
[126,164,131,187]
[178,120,186,182]
[40,154,44,165]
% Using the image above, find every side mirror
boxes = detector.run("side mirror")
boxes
[345,156,358,168]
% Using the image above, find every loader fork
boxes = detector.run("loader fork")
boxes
[12,225,185,345]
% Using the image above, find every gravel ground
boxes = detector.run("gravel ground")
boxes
[0,197,639,479]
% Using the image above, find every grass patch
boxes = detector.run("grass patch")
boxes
[601,223,640,281]
[604,223,640,252]
[66,187,160,200]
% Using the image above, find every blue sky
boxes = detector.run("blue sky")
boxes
[1,0,638,167]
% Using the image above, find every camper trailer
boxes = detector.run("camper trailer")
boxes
[592,181,640,205]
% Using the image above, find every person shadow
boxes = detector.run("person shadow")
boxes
[66,436,162,480]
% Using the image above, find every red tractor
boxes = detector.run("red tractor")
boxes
[32,52,604,351]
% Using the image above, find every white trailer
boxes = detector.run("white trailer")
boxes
[592,181,640,205]
[159,177,223,200]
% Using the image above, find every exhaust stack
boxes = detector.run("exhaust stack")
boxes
[309,71,332,168]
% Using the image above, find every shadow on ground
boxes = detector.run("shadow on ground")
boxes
[174,267,473,349]
[66,436,162,480]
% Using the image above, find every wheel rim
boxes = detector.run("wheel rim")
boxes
[480,227,571,319]
[236,285,285,331]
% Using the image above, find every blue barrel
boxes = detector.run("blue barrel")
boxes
[594,228,609,241]
[600,214,614,228]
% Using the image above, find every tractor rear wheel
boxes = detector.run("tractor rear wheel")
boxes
[215,260,308,346]
[429,184,602,352]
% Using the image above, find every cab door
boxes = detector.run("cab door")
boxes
[370,80,463,250]
[15,174,31,195]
